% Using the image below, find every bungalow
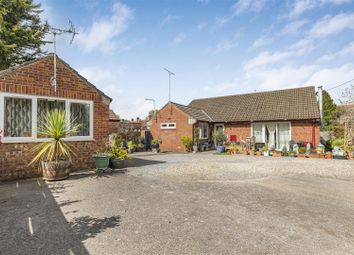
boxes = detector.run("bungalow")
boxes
[149,86,321,152]
[0,54,111,180]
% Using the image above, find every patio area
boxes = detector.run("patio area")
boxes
[1,152,354,254]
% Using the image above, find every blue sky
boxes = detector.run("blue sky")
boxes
[39,0,354,119]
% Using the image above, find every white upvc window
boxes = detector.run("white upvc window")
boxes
[0,92,94,143]
[160,122,176,129]
[199,122,209,139]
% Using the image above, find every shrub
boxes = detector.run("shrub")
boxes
[181,135,193,152]
[212,129,227,146]
[298,147,306,154]
[111,147,130,160]
[261,146,268,152]
[152,136,161,145]
[331,138,344,149]
[112,133,123,148]
[194,127,200,146]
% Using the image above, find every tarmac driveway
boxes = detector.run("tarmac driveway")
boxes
[1,152,354,255]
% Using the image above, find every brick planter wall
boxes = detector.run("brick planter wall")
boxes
[0,55,110,180]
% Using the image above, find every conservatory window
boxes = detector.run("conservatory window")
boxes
[199,123,209,139]
[4,97,32,137]
[252,122,291,150]
[70,102,91,136]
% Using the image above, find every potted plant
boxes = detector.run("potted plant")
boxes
[261,146,269,156]
[325,151,333,159]
[181,135,193,152]
[298,147,307,158]
[110,146,130,169]
[127,141,138,153]
[193,127,200,153]
[288,151,297,158]
[213,129,227,153]
[29,110,80,181]
[151,136,161,153]
[92,144,111,171]
[308,149,319,158]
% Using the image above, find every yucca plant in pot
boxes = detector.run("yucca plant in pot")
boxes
[29,109,80,181]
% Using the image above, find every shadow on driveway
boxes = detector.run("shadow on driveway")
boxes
[0,178,121,255]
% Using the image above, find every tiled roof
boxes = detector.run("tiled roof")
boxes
[171,102,212,122]
[109,110,120,121]
[188,86,320,122]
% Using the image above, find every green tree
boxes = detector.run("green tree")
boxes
[0,0,49,70]
[322,90,339,130]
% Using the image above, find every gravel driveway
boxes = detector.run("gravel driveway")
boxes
[1,152,354,255]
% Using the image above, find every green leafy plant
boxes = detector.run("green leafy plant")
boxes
[111,147,130,160]
[127,141,138,150]
[152,136,161,145]
[181,135,193,152]
[298,147,306,154]
[29,110,80,165]
[331,138,344,149]
[212,129,227,146]
[261,146,269,152]
[112,133,123,148]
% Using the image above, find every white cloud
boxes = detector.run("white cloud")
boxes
[318,41,354,61]
[289,0,352,18]
[76,2,133,53]
[232,0,268,15]
[290,39,315,55]
[119,100,154,119]
[250,36,273,49]
[173,32,187,44]
[210,35,239,53]
[281,19,309,35]
[309,12,354,38]
[244,51,294,71]
[161,14,180,26]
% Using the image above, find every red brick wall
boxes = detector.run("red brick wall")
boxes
[224,122,251,142]
[0,55,110,180]
[149,103,193,152]
[291,120,320,147]
[223,120,320,146]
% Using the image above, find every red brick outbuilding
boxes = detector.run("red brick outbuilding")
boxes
[0,54,111,180]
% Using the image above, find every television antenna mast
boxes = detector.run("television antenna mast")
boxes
[163,68,175,102]
[49,20,78,93]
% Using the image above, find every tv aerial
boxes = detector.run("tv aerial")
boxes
[49,20,78,92]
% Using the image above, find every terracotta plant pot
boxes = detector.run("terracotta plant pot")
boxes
[325,154,333,159]
[319,153,326,159]
[256,151,262,156]
[42,161,71,181]
[243,150,249,155]
[272,151,282,157]
[298,154,306,158]
[308,154,319,159]
[249,150,255,156]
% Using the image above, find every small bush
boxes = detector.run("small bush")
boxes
[331,138,344,149]
[111,147,130,160]
[298,147,306,154]
[181,135,193,152]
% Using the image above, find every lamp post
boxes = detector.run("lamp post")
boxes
[145,98,156,111]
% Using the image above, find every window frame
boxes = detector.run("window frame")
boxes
[251,121,291,150]
[199,122,209,139]
[160,122,176,129]
[0,92,94,143]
